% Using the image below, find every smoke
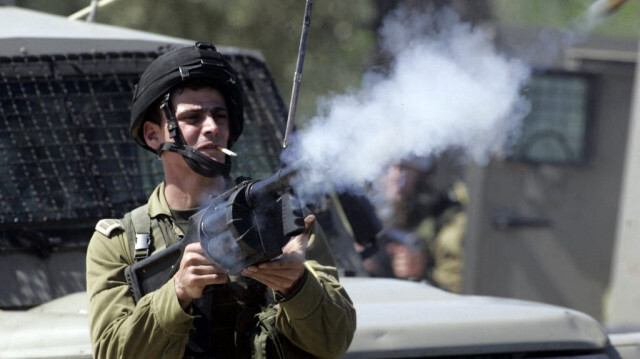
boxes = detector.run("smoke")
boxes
[283,6,531,199]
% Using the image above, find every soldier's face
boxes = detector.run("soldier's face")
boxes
[382,164,420,201]
[169,86,230,164]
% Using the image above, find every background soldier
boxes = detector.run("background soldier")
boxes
[365,155,468,293]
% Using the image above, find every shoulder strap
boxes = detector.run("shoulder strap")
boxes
[126,204,152,261]
[94,218,125,237]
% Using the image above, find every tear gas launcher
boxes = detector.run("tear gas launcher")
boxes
[125,165,304,302]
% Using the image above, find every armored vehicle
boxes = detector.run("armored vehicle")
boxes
[0,5,639,359]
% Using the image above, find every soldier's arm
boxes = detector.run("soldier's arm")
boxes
[86,224,193,359]
[275,224,357,359]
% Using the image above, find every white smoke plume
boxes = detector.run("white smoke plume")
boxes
[283,6,531,198]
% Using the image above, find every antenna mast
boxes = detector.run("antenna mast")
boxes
[282,0,314,148]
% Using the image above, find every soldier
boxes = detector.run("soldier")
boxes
[86,42,356,359]
[366,155,468,293]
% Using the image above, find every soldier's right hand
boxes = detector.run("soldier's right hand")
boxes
[387,242,427,280]
[174,242,228,309]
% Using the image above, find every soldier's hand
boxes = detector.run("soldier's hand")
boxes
[387,242,427,280]
[241,215,315,296]
[174,242,228,309]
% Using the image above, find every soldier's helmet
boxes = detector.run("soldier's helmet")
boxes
[130,42,244,152]
[129,42,244,177]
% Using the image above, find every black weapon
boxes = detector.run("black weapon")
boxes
[125,165,304,302]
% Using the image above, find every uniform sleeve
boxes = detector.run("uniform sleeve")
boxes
[275,223,357,359]
[86,230,194,359]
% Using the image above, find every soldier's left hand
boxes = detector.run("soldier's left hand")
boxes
[241,214,315,296]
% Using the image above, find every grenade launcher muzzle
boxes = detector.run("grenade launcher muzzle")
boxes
[195,165,305,273]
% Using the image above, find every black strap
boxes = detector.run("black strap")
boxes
[158,142,230,177]
[156,92,230,178]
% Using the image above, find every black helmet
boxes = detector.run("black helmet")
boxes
[130,42,244,177]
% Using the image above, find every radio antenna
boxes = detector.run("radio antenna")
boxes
[282,0,314,149]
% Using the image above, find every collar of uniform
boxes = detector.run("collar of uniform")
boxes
[147,182,187,239]
[147,181,173,219]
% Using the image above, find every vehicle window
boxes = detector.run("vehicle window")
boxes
[509,70,594,165]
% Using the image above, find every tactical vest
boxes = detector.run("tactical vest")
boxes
[122,205,289,359]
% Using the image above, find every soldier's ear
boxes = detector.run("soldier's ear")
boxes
[143,121,164,150]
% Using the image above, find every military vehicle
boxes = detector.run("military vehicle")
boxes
[1,4,640,359]
[462,21,640,327]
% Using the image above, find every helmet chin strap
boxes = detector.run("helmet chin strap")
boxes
[157,93,230,178]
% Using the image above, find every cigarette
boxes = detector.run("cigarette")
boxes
[216,145,237,157]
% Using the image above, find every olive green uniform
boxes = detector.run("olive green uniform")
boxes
[86,182,356,359]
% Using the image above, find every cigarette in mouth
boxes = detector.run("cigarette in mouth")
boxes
[215,145,237,157]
